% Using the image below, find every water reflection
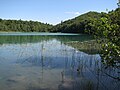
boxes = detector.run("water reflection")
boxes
[0,34,93,44]
[0,34,119,90]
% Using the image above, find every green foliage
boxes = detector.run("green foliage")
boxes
[52,12,102,33]
[0,19,53,32]
[90,9,120,67]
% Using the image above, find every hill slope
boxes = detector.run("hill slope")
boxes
[51,11,105,33]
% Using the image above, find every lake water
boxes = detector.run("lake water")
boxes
[0,33,119,90]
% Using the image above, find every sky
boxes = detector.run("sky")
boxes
[0,0,118,25]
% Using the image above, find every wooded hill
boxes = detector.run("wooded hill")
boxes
[51,11,103,33]
[0,8,119,33]
[0,19,53,32]
[52,8,120,34]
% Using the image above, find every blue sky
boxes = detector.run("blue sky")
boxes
[0,0,118,25]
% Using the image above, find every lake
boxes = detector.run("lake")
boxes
[0,33,119,90]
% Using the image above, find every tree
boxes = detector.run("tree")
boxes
[92,17,120,67]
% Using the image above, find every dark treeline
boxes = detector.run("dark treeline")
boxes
[0,19,53,32]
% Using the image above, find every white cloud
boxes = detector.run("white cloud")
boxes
[65,11,80,15]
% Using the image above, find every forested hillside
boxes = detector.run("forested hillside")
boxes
[0,8,119,33]
[51,11,106,33]
[52,8,120,34]
[0,19,53,32]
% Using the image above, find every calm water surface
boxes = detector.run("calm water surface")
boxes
[0,33,119,90]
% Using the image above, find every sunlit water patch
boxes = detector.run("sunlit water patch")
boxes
[0,33,119,90]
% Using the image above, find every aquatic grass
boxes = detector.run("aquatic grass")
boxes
[65,40,101,54]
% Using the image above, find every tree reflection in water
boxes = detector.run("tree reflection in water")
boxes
[0,34,119,90]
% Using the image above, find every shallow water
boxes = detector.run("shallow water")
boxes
[0,33,119,90]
